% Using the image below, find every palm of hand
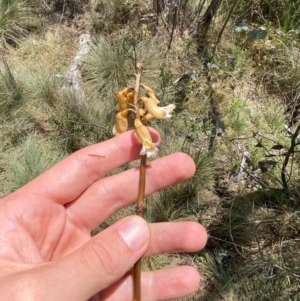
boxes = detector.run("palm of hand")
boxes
[0,132,207,300]
[0,196,85,264]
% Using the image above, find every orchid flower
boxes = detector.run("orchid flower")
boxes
[116,87,133,111]
[113,109,129,135]
[139,96,176,119]
[140,83,160,104]
[126,91,134,104]
[141,112,155,122]
[134,118,158,158]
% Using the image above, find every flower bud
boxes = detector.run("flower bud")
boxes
[127,91,134,104]
[113,109,129,135]
[116,87,132,111]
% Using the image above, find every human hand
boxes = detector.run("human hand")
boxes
[0,129,207,300]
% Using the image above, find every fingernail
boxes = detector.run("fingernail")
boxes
[118,217,148,251]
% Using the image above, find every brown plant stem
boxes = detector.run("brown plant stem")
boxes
[133,62,143,120]
[281,122,300,207]
[136,155,147,218]
[167,2,178,50]
[215,0,239,47]
[133,62,145,301]
[133,154,147,301]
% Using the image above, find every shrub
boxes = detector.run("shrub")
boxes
[0,0,40,47]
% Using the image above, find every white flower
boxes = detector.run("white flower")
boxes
[159,104,176,118]
[140,144,158,158]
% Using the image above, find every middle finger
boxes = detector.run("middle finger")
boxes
[66,152,195,231]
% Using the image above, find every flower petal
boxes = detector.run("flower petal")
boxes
[160,104,176,118]
[134,118,158,158]
[140,97,176,119]
[140,83,160,104]
[113,109,129,135]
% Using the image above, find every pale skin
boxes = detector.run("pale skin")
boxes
[0,129,207,300]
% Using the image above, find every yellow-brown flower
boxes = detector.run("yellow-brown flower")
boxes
[141,112,155,123]
[113,109,129,135]
[134,118,158,158]
[126,91,134,105]
[139,97,176,119]
[116,87,133,111]
[140,83,160,104]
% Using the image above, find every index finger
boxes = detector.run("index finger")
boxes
[9,130,160,205]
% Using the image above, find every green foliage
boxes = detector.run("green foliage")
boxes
[90,0,143,31]
[49,111,93,136]
[226,98,251,138]
[0,0,40,47]
[109,0,140,24]
[146,150,215,223]
[83,35,164,99]
[158,62,173,101]
[8,135,66,191]
[47,91,110,152]
[236,0,300,33]
[200,252,233,301]
[29,0,90,19]
[261,0,300,32]
[23,73,62,108]
[50,0,88,13]
[84,38,130,96]
[0,59,23,117]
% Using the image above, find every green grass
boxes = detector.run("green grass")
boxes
[0,58,24,117]
[8,135,66,191]
[0,0,40,48]
[83,34,165,99]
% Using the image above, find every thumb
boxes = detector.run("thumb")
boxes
[41,216,149,301]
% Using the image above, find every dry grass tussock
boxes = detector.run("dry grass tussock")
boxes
[1,0,300,300]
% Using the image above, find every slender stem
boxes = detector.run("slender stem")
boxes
[215,0,240,47]
[133,63,145,301]
[136,155,147,218]
[133,259,142,301]
[167,2,178,50]
[282,122,300,198]
[133,155,146,301]
[133,62,143,119]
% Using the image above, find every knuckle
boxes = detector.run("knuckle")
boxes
[81,238,119,279]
